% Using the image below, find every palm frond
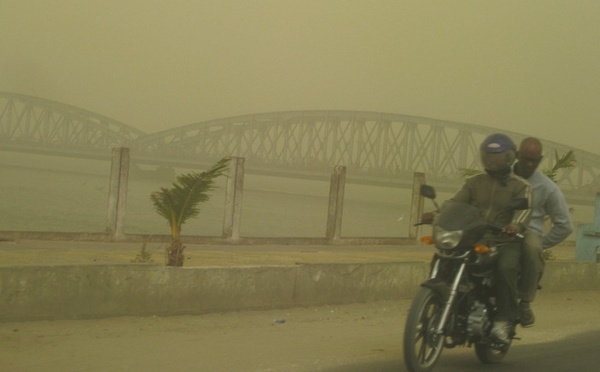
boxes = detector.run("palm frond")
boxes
[542,150,576,182]
[150,187,179,238]
[150,157,231,237]
[150,187,176,221]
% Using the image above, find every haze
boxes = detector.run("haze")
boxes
[1,0,599,154]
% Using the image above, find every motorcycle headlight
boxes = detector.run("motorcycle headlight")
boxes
[433,226,463,250]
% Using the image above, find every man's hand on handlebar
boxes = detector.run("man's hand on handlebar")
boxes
[419,212,435,225]
[502,224,523,238]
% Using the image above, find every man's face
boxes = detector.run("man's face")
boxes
[483,152,510,171]
[517,145,543,179]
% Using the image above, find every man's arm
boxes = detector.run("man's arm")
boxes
[450,177,473,204]
[542,188,573,249]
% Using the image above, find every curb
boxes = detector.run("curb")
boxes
[0,261,598,322]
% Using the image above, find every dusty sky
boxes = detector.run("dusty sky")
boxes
[1,0,599,154]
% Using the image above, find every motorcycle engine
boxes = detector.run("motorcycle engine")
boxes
[467,300,491,338]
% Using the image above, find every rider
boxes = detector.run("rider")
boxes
[450,133,532,344]
[514,137,573,327]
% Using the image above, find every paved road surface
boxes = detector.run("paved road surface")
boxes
[2,289,599,372]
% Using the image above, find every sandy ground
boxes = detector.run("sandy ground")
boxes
[0,238,592,372]
[1,290,600,372]
[0,240,432,267]
[0,239,578,267]
[0,159,592,371]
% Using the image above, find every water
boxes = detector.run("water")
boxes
[0,151,412,238]
[1,150,592,242]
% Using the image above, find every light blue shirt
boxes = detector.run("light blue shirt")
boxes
[527,170,573,248]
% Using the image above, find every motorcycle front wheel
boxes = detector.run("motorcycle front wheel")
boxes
[403,287,445,372]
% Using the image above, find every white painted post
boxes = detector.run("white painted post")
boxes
[409,172,426,239]
[326,165,346,240]
[106,147,130,240]
[223,157,245,239]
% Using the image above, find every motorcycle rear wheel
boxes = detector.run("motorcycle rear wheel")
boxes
[403,287,445,372]
[474,340,511,364]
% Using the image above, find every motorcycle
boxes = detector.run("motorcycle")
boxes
[403,184,528,372]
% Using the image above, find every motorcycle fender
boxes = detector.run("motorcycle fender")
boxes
[420,278,451,301]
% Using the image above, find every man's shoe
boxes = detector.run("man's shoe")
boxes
[490,321,512,344]
[519,301,535,328]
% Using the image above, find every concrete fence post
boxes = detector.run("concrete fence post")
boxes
[106,147,130,240]
[223,157,245,240]
[326,165,347,240]
[409,172,426,239]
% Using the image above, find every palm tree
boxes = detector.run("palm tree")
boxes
[542,149,576,183]
[150,157,231,266]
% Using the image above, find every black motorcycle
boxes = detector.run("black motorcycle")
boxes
[403,185,528,372]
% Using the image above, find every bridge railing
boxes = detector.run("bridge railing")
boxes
[3,92,599,203]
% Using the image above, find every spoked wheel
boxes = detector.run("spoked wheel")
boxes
[403,287,445,372]
[475,339,511,364]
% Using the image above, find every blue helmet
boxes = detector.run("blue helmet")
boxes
[480,133,516,172]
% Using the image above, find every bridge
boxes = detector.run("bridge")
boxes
[2,92,599,204]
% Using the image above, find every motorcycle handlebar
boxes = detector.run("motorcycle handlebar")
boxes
[489,223,525,240]
[415,219,524,239]
[413,222,431,227]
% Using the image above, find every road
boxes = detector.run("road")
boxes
[2,290,599,372]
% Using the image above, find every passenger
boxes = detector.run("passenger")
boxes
[513,137,573,327]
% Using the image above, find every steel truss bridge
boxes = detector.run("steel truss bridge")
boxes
[2,92,599,204]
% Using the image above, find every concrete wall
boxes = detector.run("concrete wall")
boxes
[542,262,600,292]
[1,261,598,322]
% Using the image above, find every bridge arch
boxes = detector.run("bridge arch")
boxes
[0,92,144,157]
[132,110,600,192]
[2,93,599,197]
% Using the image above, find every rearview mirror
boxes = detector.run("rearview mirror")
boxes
[420,184,436,200]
